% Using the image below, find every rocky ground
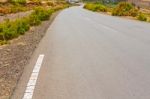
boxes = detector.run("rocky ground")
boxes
[0,11,59,99]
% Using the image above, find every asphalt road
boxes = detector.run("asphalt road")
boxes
[12,6,150,99]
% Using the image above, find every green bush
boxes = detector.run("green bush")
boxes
[84,3,94,10]
[0,7,55,41]
[29,7,53,26]
[2,20,19,40]
[16,18,30,34]
[112,2,139,16]
[10,4,28,13]
[0,4,67,42]
[34,7,51,21]
[94,4,107,12]
[0,40,8,45]
[137,13,147,21]
[147,16,150,22]
[11,0,26,4]
[0,24,6,41]
[29,13,41,26]
[84,3,107,12]
[130,8,139,17]
[0,18,30,40]
[47,1,55,6]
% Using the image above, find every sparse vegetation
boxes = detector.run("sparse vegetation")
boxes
[10,4,29,13]
[84,3,107,12]
[84,2,150,23]
[0,18,30,41]
[0,4,31,15]
[0,0,68,15]
[137,13,147,21]
[0,3,69,45]
[11,0,27,4]
[112,2,138,17]
[29,7,53,25]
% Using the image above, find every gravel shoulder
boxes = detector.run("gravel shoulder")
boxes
[0,11,60,99]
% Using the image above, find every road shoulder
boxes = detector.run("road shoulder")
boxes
[0,11,60,99]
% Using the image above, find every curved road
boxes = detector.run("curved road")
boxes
[12,6,150,99]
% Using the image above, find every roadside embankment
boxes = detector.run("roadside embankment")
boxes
[0,4,69,99]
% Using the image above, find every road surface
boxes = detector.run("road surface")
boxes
[12,6,150,99]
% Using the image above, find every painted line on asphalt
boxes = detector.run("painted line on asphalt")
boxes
[22,54,44,99]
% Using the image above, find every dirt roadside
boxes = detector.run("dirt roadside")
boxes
[0,11,60,99]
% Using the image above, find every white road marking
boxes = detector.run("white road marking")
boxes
[22,54,44,99]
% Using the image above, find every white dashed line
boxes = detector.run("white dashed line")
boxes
[22,54,44,99]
